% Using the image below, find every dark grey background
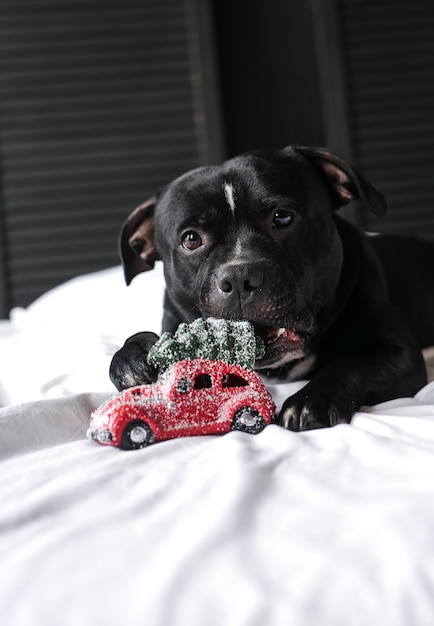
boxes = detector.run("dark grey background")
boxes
[1,0,433,315]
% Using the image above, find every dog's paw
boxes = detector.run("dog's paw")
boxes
[278,382,357,431]
[109,332,160,391]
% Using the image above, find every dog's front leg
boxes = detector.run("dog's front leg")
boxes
[109,331,160,391]
[279,363,363,431]
[279,344,426,431]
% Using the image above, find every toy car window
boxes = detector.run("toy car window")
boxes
[193,374,212,390]
[177,378,191,394]
[222,373,248,388]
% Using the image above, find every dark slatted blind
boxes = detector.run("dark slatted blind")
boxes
[0,0,221,313]
[338,0,434,235]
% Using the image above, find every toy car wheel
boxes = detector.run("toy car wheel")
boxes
[231,407,266,434]
[121,420,155,450]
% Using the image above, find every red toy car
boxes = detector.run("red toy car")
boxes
[87,358,276,449]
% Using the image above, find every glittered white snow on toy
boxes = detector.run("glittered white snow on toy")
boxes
[87,319,275,449]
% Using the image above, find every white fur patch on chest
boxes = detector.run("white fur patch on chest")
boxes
[223,182,236,216]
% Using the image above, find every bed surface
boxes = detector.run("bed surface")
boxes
[1,265,434,626]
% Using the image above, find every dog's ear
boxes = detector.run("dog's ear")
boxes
[294,146,387,216]
[120,197,161,285]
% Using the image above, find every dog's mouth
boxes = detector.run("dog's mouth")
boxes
[254,324,311,369]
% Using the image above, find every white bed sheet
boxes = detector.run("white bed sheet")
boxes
[1,265,434,626]
[0,265,165,407]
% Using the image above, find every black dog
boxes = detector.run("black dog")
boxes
[110,146,434,430]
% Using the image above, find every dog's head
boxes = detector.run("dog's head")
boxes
[120,146,386,369]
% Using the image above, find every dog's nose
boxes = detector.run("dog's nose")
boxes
[216,264,264,299]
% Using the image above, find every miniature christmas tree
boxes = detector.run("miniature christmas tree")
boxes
[147,318,265,370]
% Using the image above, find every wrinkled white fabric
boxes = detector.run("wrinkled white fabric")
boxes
[1,384,434,626]
[2,265,434,626]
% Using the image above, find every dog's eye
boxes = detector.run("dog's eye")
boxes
[181,231,203,251]
[272,209,294,228]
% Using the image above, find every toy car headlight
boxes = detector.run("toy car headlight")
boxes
[88,428,112,443]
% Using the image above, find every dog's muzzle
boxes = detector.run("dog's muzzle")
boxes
[204,260,316,369]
